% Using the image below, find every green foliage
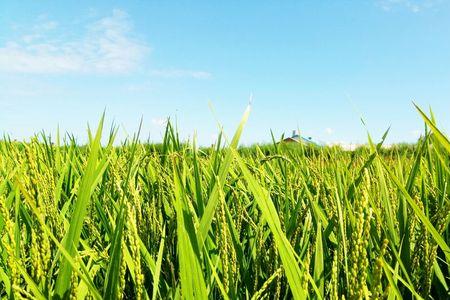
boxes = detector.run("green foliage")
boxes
[1,105,450,299]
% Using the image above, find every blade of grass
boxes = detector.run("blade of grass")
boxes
[380,158,450,258]
[313,221,324,298]
[103,202,126,299]
[173,161,208,299]
[152,226,166,300]
[55,114,110,298]
[414,103,450,154]
[198,105,250,247]
[233,148,308,300]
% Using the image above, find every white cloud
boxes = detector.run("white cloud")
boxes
[149,69,212,79]
[125,82,153,92]
[327,141,361,151]
[376,0,440,12]
[151,117,167,128]
[325,127,334,135]
[0,9,149,74]
[0,79,62,98]
[35,21,58,31]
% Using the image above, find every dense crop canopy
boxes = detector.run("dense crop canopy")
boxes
[1,105,450,299]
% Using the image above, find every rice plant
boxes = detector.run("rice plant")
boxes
[1,104,450,299]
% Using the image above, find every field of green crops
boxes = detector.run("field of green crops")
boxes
[1,105,450,299]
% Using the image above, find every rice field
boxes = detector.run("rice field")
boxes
[1,104,450,299]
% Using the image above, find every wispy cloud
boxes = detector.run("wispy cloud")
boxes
[0,9,149,74]
[0,78,62,98]
[325,127,334,135]
[151,117,167,128]
[149,69,212,79]
[327,141,361,151]
[124,82,153,92]
[376,0,440,13]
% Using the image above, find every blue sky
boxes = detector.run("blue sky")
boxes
[1,1,449,146]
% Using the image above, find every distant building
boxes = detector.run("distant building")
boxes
[282,130,318,145]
